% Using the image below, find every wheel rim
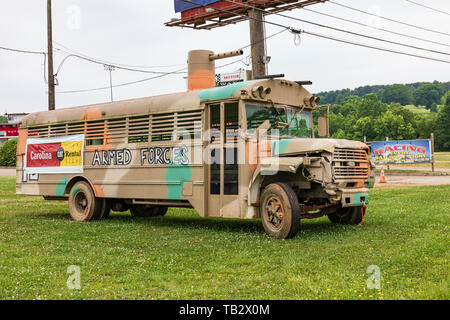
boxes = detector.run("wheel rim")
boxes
[73,191,89,219]
[264,195,284,231]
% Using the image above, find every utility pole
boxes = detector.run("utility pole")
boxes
[47,0,55,110]
[104,65,115,102]
[248,8,266,78]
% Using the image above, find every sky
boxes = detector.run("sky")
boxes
[0,0,449,114]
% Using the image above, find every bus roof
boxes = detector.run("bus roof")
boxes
[21,79,313,127]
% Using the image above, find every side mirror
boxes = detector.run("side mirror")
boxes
[318,116,328,137]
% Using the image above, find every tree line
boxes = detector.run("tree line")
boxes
[313,91,450,151]
[316,81,450,112]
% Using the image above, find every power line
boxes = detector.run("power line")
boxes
[55,27,286,94]
[302,7,450,48]
[222,0,450,56]
[181,0,450,64]
[53,48,187,76]
[328,0,450,37]
[53,41,186,69]
[0,45,45,55]
[405,0,450,16]
[56,67,187,94]
[56,57,247,94]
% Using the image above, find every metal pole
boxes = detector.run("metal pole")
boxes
[104,65,115,102]
[248,8,266,77]
[431,132,435,172]
[47,0,55,110]
[386,137,390,171]
[109,69,113,102]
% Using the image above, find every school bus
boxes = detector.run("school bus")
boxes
[16,50,375,239]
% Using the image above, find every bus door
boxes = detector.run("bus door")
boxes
[207,102,240,218]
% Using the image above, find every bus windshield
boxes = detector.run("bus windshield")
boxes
[245,104,312,138]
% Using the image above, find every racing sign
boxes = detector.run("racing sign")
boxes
[25,135,84,174]
[371,139,432,164]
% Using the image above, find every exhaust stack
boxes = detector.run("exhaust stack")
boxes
[187,49,244,91]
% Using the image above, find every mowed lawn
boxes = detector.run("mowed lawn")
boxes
[0,177,448,300]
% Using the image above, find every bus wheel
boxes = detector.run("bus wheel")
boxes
[328,206,365,225]
[97,199,112,220]
[260,183,301,239]
[130,205,160,217]
[68,181,102,222]
[155,206,168,216]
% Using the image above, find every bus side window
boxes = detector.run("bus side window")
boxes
[224,103,239,195]
[210,104,221,144]
[210,148,220,195]
[210,104,221,194]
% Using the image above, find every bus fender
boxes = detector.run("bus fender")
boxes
[247,157,304,206]
[64,176,105,198]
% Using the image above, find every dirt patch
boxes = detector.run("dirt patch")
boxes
[375,175,450,188]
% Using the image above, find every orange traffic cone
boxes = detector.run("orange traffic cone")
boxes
[379,168,387,183]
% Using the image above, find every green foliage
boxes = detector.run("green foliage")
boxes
[0,115,8,123]
[413,82,445,109]
[381,84,413,105]
[434,91,450,151]
[314,94,443,148]
[0,139,17,167]
[317,81,449,108]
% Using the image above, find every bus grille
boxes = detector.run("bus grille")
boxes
[333,148,369,180]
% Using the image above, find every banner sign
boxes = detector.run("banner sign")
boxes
[371,139,432,164]
[174,0,220,13]
[25,135,84,174]
[215,69,245,87]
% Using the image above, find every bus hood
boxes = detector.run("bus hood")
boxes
[271,138,369,156]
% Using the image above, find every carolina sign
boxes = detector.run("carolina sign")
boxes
[25,135,84,174]
[371,139,432,164]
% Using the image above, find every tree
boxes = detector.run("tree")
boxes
[0,139,17,167]
[434,91,450,151]
[0,115,7,123]
[413,82,445,109]
[381,84,413,105]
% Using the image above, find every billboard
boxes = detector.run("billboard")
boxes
[25,135,84,174]
[174,0,220,13]
[371,139,432,165]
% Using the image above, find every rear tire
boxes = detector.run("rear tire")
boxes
[97,199,111,220]
[260,183,301,239]
[130,205,166,217]
[68,181,102,222]
[328,206,365,225]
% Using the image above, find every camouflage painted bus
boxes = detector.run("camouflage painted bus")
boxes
[16,77,375,239]
[16,50,375,239]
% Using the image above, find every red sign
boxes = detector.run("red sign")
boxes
[26,143,62,167]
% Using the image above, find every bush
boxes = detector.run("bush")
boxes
[0,139,18,167]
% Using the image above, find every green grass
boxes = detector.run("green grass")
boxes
[0,177,448,300]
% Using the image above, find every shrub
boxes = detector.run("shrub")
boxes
[0,139,18,167]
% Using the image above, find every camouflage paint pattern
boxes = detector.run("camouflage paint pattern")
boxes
[16,79,375,220]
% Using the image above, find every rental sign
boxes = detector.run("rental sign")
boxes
[25,135,84,174]
[371,139,432,164]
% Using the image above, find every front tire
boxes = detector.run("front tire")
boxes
[260,183,301,239]
[328,206,365,225]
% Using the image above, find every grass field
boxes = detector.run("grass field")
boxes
[404,105,431,115]
[0,177,448,300]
